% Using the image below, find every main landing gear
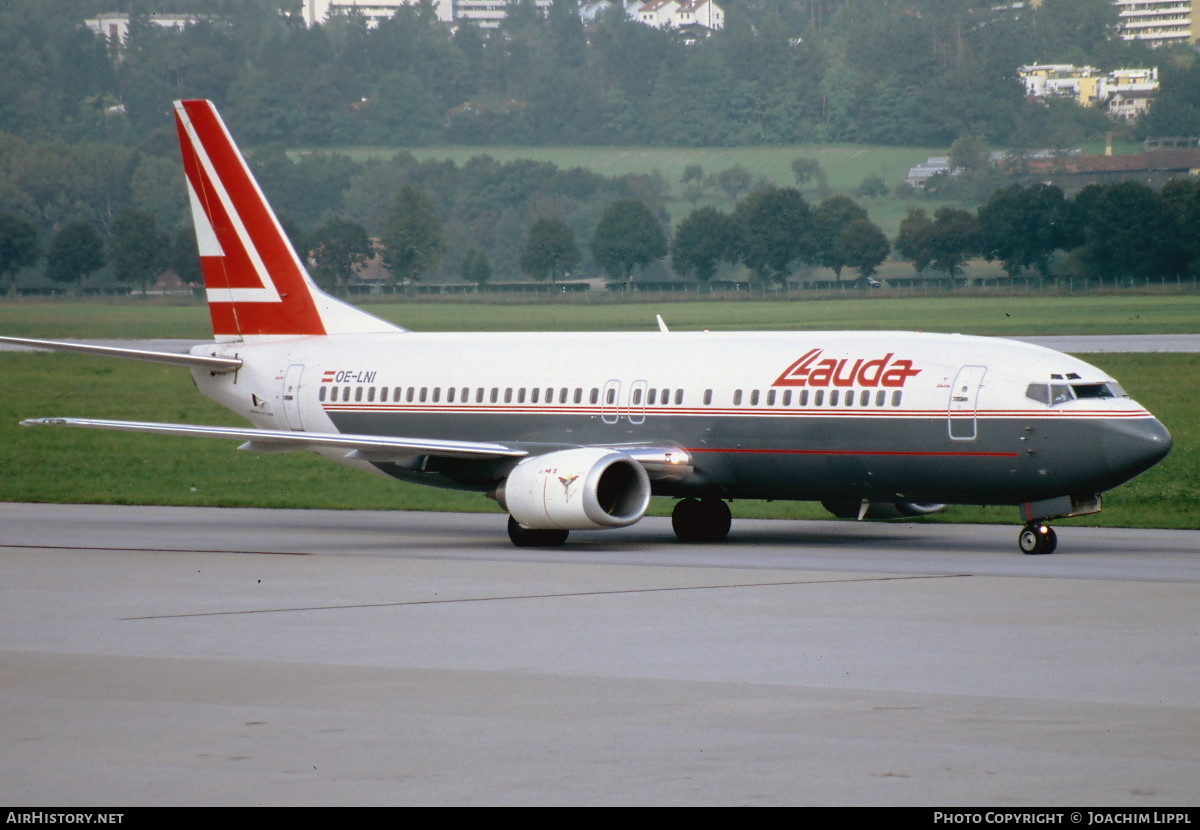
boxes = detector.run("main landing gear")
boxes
[506,498,733,547]
[507,516,569,548]
[671,497,732,543]
[1018,523,1058,555]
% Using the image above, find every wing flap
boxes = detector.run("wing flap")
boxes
[20,418,527,461]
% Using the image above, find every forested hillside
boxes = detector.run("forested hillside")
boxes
[5,0,1199,151]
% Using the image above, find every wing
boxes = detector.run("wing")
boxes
[0,336,241,372]
[20,418,526,461]
[19,418,694,479]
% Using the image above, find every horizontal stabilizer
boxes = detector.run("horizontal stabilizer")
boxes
[20,417,528,461]
[0,336,242,372]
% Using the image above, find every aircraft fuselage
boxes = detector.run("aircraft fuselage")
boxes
[193,329,1171,508]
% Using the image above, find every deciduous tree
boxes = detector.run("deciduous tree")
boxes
[381,185,444,285]
[460,248,492,285]
[1071,182,1183,283]
[839,218,891,279]
[46,220,105,293]
[307,216,372,293]
[520,217,580,284]
[714,165,752,201]
[791,158,827,194]
[671,206,739,284]
[928,206,982,280]
[732,186,815,283]
[894,207,935,276]
[811,195,869,281]
[977,184,1073,279]
[589,199,667,285]
[110,208,170,295]
[0,212,39,295]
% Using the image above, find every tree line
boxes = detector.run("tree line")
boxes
[6,175,1200,296]
[893,179,1200,284]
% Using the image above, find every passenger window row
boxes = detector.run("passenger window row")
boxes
[731,388,903,408]
[320,385,606,405]
[317,384,902,408]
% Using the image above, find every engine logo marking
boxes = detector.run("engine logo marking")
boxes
[558,474,579,500]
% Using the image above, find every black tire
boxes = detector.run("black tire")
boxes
[1019,524,1057,555]
[507,516,569,548]
[672,497,732,543]
[671,498,706,542]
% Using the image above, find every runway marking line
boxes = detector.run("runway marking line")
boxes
[4,544,309,556]
[121,573,971,620]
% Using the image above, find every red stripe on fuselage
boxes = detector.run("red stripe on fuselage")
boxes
[687,447,1020,458]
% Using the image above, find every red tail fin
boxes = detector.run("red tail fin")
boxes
[173,99,400,341]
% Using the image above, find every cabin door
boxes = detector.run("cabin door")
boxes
[282,364,304,431]
[627,380,648,425]
[947,365,987,441]
[601,379,621,425]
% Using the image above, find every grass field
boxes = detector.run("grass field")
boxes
[3,293,1200,337]
[327,142,951,237]
[0,295,1195,529]
[309,139,1160,246]
[342,144,940,197]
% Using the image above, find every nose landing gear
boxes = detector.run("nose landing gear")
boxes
[1019,523,1057,555]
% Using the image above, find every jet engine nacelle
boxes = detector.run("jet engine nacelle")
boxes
[821,499,947,521]
[498,448,651,530]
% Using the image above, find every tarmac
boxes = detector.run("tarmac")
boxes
[1,503,1197,806]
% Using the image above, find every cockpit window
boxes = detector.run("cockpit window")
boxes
[1025,383,1073,405]
[1071,382,1126,399]
[1027,381,1127,406]
[1025,383,1070,404]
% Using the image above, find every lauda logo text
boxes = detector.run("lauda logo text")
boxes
[772,348,921,388]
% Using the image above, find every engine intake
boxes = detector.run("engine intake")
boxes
[498,448,652,530]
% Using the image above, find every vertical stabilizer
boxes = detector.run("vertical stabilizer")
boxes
[173,99,402,341]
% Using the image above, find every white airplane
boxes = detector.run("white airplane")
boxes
[3,100,1173,554]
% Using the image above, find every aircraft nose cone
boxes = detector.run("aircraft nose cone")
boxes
[1103,416,1172,481]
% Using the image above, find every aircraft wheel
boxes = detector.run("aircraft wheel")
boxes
[1018,523,1057,555]
[507,516,569,548]
[672,497,732,543]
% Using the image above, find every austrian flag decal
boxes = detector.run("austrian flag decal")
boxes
[772,348,921,388]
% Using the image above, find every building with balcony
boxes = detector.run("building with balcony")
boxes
[1018,64,1159,120]
[302,0,721,32]
[1112,1,1199,47]
[302,0,454,26]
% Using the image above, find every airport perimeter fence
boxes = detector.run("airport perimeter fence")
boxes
[6,274,1200,303]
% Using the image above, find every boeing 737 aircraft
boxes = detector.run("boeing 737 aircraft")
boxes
[3,100,1173,553]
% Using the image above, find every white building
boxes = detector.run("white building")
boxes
[302,0,453,26]
[1112,0,1199,47]
[453,0,552,29]
[304,0,720,32]
[84,12,210,48]
[627,0,723,33]
[1018,64,1159,121]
